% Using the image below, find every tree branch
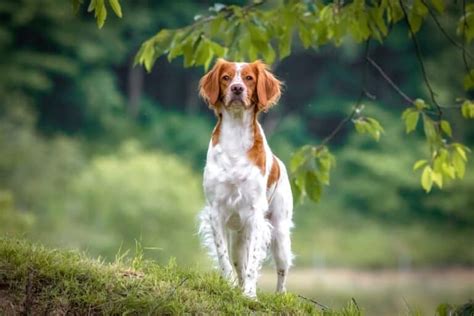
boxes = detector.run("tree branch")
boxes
[399,0,443,120]
[316,40,371,149]
[366,57,414,105]
[367,56,462,110]
[315,19,466,151]
[183,1,266,32]
[462,0,474,82]
[419,0,473,78]
[420,0,473,59]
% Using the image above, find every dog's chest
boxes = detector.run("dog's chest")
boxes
[204,121,266,210]
[205,145,264,204]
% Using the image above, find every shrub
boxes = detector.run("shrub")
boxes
[61,141,205,265]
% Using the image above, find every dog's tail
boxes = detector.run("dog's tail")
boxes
[197,206,218,266]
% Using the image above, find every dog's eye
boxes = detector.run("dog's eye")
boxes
[245,76,253,81]
[222,75,230,81]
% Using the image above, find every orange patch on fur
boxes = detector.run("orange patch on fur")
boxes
[267,156,280,189]
[247,110,266,174]
[211,114,222,146]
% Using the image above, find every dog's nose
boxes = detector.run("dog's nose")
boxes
[230,84,244,95]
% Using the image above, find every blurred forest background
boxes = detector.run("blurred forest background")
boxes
[0,0,473,314]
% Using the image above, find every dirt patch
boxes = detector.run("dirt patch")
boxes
[0,290,21,316]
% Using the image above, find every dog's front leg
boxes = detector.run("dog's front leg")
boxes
[209,207,235,283]
[241,211,271,298]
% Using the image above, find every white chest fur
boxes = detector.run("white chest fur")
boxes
[203,109,269,225]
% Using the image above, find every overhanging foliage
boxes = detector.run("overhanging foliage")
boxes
[74,0,474,202]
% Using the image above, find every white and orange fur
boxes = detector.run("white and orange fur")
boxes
[198,59,293,298]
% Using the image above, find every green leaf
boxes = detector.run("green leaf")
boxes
[298,24,312,48]
[463,71,474,91]
[316,150,335,186]
[401,107,412,120]
[278,28,292,60]
[182,36,197,68]
[452,151,466,178]
[167,32,187,62]
[454,145,468,161]
[413,159,428,171]
[433,149,448,174]
[134,29,174,71]
[366,117,384,141]
[368,5,388,42]
[354,120,367,134]
[95,0,107,29]
[290,146,310,173]
[421,165,433,193]
[142,41,155,72]
[247,21,275,62]
[422,115,437,142]
[432,170,443,188]
[410,0,428,33]
[290,177,303,205]
[402,109,419,133]
[353,117,383,141]
[430,0,445,13]
[458,7,474,43]
[108,0,122,18]
[414,98,427,110]
[461,100,474,118]
[88,0,96,12]
[193,38,211,68]
[440,120,452,137]
[408,14,422,34]
[305,171,321,202]
[387,2,404,23]
[208,41,227,58]
[209,16,224,35]
[72,0,83,14]
[441,162,456,179]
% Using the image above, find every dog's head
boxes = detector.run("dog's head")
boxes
[199,59,282,113]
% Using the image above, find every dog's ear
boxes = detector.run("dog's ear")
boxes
[199,59,225,107]
[255,61,282,112]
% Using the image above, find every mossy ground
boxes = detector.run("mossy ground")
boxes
[0,238,365,315]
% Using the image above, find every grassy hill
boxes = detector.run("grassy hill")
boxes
[0,238,362,315]
[1,238,472,315]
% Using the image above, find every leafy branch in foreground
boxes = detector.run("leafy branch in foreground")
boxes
[75,0,473,202]
[290,41,380,202]
[72,0,123,29]
[402,100,470,192]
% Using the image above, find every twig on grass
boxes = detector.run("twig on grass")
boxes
[297,294,330,310]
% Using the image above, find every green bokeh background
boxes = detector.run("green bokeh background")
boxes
[1,1,473,314]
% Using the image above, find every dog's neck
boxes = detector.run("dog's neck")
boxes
[219,105,257,153]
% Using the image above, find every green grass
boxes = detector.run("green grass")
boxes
[0,237,365,315]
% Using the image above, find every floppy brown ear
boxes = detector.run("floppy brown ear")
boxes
[199,59,225,107]
[256,61,282,112]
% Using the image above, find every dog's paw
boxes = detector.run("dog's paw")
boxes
[276,286,287,294]
[243,286,257,299]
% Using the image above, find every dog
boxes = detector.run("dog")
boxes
[198,59,293,298]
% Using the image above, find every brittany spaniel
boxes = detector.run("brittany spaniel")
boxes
[198,59,293,298]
